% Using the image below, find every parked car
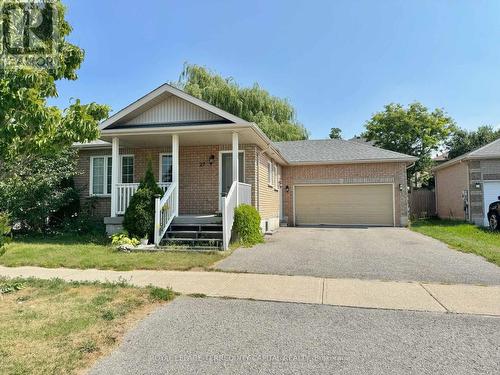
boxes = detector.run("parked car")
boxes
[487,196,500,230]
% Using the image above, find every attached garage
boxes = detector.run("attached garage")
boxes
[294,184,395,226]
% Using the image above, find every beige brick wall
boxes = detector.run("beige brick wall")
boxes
[76,147,409,228]
[281,162,409,226]
[435,161,469,221]
[75,144,258,218]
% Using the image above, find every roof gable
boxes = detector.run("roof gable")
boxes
[100,83,249,131]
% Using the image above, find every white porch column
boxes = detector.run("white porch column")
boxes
[110,137,120,217]
[232,132,239,183]
[172,134,179,215]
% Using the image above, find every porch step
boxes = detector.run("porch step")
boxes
[163,214,224,250]
[173,215,222,225]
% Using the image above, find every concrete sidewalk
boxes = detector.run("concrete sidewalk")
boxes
[1,265,499,316]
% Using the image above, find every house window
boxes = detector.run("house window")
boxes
[273,164,278,188]
[121,156,134,183]
[91,156,112,195]
[268,161,273,186]
[160,154,173,183]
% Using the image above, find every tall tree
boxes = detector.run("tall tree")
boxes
[362,102,456,186]
[176,64,309,141]
[0,0,109,160]
[0,1,109,229]
[329,127,342,139]
[446,125,500,159]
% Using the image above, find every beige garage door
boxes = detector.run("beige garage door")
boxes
[294,184,394,226]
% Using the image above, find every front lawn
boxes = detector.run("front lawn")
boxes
[411,219,500,266]
[0,234,228,271]
[0,277,174,375]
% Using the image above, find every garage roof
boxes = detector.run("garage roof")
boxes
[433,138,500,171]
[274,139,417,165]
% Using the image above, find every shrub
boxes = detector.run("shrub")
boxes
[0,148,80,232]
[123,161,163,241]
[232,204,264,246]
[111,231,140,247]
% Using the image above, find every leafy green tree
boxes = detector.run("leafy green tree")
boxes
[0,1,108,232]
[0,149,79,231]
[0,0,109,160]
[123,161,163,241]
[329,127,342,139]
[446,125,500,159]
[362,102,456,186]
[176,64,309,141]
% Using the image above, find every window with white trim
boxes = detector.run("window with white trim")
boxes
[91,156,112,195]
[121,156,134,183]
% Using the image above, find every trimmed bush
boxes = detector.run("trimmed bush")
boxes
[232,204,264,246]
[123,161,163,241]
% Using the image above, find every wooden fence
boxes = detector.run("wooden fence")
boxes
[409,189,436,219]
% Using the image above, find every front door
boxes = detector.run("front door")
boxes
[220,152,244,207]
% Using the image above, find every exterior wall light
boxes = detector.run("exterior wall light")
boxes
[475,182,481,189]
[209,155,215,165]
[285,185,290,193]
[399,184,403,191]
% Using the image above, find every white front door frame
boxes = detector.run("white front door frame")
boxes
[218,150,245,210]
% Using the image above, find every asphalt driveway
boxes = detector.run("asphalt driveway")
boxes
[216,227,500,285]
[90,297,500,375]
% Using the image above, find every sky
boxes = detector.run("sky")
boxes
[51,0,500,139]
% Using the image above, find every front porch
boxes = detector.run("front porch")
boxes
[102,131,254,249]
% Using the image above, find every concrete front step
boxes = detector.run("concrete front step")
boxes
[165,214,224,249]
[173,215,222,225]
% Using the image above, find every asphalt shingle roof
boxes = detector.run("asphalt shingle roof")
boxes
[274,139,417,164]
[468,138,500,158]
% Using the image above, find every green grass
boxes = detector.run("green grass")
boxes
[411,219,500,266]
[0,277,174,375]
[0,234,229,271]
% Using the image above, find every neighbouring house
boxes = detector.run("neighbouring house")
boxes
[74,83,417,249]
[433,138,500,226]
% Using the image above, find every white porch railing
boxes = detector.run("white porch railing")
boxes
[154,182,178,246]
[222,182,252,250]
[116,182,171,215]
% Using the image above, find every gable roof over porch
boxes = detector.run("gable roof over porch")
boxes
[100,83,250,131]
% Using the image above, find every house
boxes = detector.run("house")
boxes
[433,138,500,226]
[74,83,417,249]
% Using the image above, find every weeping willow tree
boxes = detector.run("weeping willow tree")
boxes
[176,64,309,141]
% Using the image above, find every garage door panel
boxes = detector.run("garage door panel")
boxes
[483,182,500,226]
[295,185,394,226]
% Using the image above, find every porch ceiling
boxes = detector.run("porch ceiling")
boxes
[100,127,259,148]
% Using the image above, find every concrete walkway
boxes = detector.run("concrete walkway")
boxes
[1,265,499,316]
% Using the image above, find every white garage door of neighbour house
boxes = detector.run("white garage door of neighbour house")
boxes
[483,182,500,226]
[294,184,395,226]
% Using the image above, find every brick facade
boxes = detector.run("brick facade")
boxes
[75,144,259,218]
[281,162,409,226]
[468,159,500,225]
[75,147,410,228]
[434,161,469,221]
